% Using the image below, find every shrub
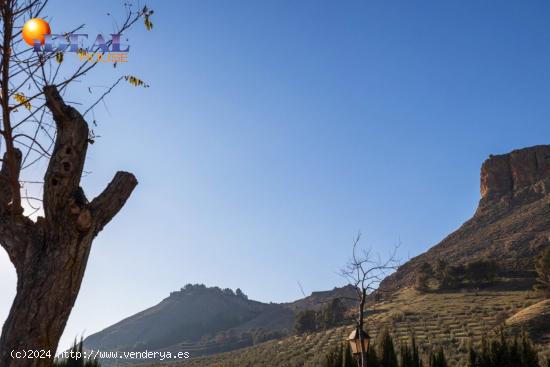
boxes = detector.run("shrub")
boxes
[318,298,346,329]
[467,331,540,367]
[400,337,422,367]
[465,260,498,285]
[378,329,398,367]
[415,262,434,291]
[293,309,317,335]
[429,347,448,367]
[294,299,347,335]
[534,247,550,298]
[435,258,499,289]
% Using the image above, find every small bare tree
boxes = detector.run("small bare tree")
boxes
[340,233,399,367]
[0,1,153,366]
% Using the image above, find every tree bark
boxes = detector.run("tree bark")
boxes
[359,288,366,367]
[0,86,137,367]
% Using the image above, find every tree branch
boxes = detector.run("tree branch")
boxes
[90,171,137,234]
[0,148,34,271]
[42,85,89,221]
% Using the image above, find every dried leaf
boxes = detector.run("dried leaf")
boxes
[143,6,154,31]
[124,75,150,88]
[14,93,31,110]
[55,52,64,63]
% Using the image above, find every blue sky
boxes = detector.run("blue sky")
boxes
[1,0,550,351]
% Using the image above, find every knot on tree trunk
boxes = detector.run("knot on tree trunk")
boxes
[43,85,89,222]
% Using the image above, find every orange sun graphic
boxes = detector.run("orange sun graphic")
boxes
[22,18,51,46]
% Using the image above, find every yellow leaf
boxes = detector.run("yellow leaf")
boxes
[143,7,154,31]
[124,75,149,88]
[144,16,153,31]
[14,93,31,110]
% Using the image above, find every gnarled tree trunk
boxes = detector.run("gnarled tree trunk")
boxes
[0,85,137,367]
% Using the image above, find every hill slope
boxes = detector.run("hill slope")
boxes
[86,145,550,366]
[156,287,544,367]
[84,285,292,352]
[150,145,550,366]
[381,145,550,291]
[83,284,352,363]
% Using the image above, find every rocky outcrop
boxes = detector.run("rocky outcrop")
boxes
[380,145,550,293]
[480,145,550,200]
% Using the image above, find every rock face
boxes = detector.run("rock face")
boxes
[380,145,550,292]
[480,145,550,200]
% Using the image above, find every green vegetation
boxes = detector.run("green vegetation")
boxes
[322,342,354,367]
[163,287,543,366]
[301,329,544,367]
[429,347,448,367]
[467,331,540,367]
[53,340,100,367]
[415,262,434,291]
[294,310,318,334]
[308,329,446,367]
[319,299,347,330]
[379,329,398,366]
[294,299,346,335]
[400,337,422,367]
[534,248,550,298]
[432,259,499,290]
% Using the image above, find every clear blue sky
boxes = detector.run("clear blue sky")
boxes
[1,0,550,351]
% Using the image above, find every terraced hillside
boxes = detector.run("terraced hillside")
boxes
[148,285,547,366]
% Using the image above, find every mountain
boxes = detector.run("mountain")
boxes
[82,284,352,362]
[381,145,550,292]
[168,145,550,366]
[83,145,550,366]
[286,285,356,311]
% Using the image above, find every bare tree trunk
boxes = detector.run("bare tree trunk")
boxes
[0,86,137,367]
[359,289,366,367]
[341,233,399,367]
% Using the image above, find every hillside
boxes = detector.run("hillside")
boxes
[506,299,550,344]
[285,285,356,312]
[381,145,550,292]
[144,145,550,366]
[84,285,290,355]
[82,284,352,364]
[86,145,550,367]
[152,286,546,366]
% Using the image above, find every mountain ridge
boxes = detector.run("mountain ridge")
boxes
[82,283,354,360]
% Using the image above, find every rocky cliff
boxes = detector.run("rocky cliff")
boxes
[381,145,550,291]
[479,145,550,206]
